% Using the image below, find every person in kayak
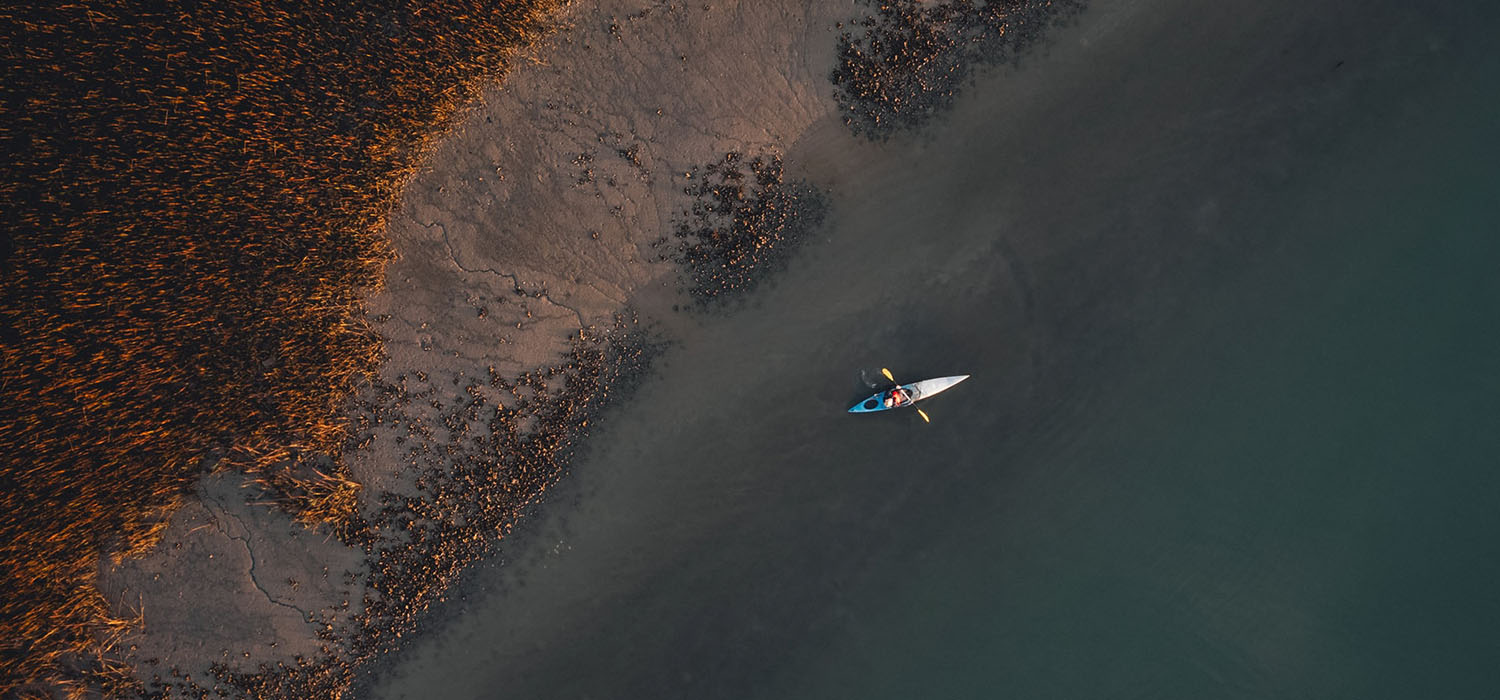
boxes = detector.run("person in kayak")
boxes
[884,387,911,408]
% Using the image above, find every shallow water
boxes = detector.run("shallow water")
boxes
[375,0,1500,697]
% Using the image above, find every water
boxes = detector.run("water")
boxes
[762,113,1500,700]
[376,1,1500,697]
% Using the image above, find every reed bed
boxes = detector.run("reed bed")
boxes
[0,1,562,693]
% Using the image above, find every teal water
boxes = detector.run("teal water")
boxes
[758,13,1500,697]
[766,147,1500,699]
[377,1,1500,697]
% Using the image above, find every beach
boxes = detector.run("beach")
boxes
[7,0,1494,696]
[95,0,855,693]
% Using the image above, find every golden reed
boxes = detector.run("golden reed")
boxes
[0,1,563,694]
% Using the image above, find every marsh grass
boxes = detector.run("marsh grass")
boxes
[0,1,563,693]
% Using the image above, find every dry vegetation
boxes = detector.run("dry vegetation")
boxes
[0,0,563,693]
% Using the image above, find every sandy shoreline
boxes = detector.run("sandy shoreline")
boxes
[96,0,858,694]
[12,0,1482,693]
[87,0,1413,690]
[89,0,1398,692]
[90,0,1239,692]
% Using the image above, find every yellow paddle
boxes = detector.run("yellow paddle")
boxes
[881,368,931,423]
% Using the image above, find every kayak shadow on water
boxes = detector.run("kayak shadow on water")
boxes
[858,368,892,390]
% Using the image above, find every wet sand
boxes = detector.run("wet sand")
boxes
[371,0,1497,698]
[98,0,852,694]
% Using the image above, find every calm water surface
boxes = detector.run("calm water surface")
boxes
[376,1,1500,697]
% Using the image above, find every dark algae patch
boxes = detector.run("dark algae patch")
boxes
[0,0,561,694]
[832,0,1084,138]
[664,152,828,307]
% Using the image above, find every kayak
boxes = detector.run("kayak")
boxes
[848,375,970,413]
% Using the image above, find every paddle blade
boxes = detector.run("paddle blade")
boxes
[917,408,930,423]
[881,368,895,382]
